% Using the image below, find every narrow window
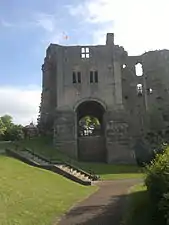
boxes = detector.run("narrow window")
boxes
[135,63,143,76]
[147,88,153,94]
[137,84,143,95]
[85,47,89,53]
[86,53,90,58]
[94,71,98,83]
[73,72,76,83]
[81,54,85,58]
[90,71,93,83]
[81,48,85,53]
[77,72,81,83]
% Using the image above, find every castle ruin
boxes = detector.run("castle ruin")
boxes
[39,33,169,163]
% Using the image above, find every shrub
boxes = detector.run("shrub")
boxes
[145,147,169,224]
[159,193,169,225]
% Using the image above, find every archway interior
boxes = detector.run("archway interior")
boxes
[76,101,105,137]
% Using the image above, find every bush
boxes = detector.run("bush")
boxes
[159,193,169,225]
[145,147,169,224]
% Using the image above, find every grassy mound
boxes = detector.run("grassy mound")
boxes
[0,155,96,225]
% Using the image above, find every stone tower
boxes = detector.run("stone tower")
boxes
[40,33,169,163]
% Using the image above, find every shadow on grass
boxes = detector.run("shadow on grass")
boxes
[123,187,159,225]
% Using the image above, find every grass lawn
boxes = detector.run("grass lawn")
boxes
[73,162,144,180]
[0,155,97,225]
[9,137,144,180]
[123,184,154,225]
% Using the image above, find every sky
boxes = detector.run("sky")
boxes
[0,0,169,125]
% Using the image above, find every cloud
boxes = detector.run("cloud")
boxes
[0,20,14,28]
[0,18,36,29]
[68,0,169,55]
[0,86,41,126]
[34,12,56,32]
[33,12,65,45]
[1,12,64,45]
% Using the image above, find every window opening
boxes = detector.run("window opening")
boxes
[90,71,93,83]
[123,64,126,68]
[147,88,153,94]
[95,71,98,83]
[86,53,90,58]
[85,47,89,53]
[81,47,90,59]
[135,63,143,76]
[137,84,143,96]
[77,72,81,83]
[81,48,85,53]
[73,72,76,83]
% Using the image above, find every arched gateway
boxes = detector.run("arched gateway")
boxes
[40,33,136,164]
[76,100,106,162]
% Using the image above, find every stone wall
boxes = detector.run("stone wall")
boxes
[40,33,169,163]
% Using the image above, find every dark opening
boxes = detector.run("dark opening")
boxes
[90,71,93,83]
[77,72,81,83]
[76,101,106,162]
[90,71,98,83]
[77,101,105,127]
[95,71,98,83]
[73,72,76,83]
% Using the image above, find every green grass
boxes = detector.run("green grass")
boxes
[72,162,144,180]
[0,155,97,225]
[123,184,154,225]
[11,137,144,180]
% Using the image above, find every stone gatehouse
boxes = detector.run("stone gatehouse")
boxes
[39,33,169,163]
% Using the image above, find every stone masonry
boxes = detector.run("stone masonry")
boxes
[39,33,169,163]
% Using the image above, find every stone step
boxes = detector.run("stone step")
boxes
[21,153,92,182]
[56,164,91,181]
[21,151,49,165]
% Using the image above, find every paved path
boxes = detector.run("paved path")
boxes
[58,179,142,225]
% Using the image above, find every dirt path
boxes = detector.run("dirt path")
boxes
[58,179,142,225]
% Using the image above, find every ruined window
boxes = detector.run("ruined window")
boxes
[147,88,153,94]
[90,71,98,83]
[90,71,93,83]
[137,84,143,95]
[77,72,81,83]
[73,71,81,84]
[94,71,98,83]
[81,47,90,59]
[135,63,143,76]
[73,72,76,83]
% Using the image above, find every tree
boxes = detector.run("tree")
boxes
[3,124,24,141]
[1,115,13,128]
[0,118,6,138]
[80,116,100,128]
[0,114,24,141]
